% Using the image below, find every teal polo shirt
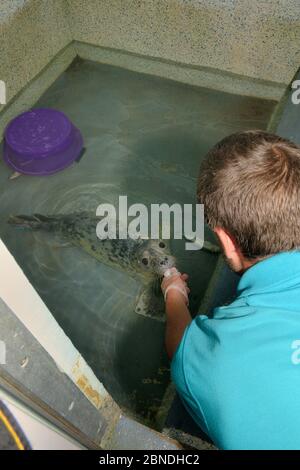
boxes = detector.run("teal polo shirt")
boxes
[171,251,300,450]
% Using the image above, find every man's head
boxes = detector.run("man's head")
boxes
[197,130,300,273]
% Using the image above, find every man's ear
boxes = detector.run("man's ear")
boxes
[214,227,237,257]
[213,226,245,272]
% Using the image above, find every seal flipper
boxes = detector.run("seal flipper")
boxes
[135,281,165,322]
[8,213,60,231]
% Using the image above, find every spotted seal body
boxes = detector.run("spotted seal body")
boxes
[8,212,176,320]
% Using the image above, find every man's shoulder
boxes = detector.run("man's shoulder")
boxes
[175,298,256,351]
[170,300,261,399]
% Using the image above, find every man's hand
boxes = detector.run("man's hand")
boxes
[161,267,190,304]
[162,268,192,359]
[161,268,190,305]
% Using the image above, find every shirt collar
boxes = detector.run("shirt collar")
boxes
[237,251,300,298]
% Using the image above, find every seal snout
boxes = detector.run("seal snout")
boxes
[158,253,176,275]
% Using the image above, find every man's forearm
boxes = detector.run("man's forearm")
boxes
[165,292,192,359]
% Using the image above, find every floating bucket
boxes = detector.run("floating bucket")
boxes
[3,108,83,175]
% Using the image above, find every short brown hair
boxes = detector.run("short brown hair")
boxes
[197,130,300,258]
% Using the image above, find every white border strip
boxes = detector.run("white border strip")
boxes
[0,239,108,409]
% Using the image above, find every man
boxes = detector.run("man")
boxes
[162,131,300,450]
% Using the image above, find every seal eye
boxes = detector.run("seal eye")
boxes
[159,242,165,248]
[142,257,149,266]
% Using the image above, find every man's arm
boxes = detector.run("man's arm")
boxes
[162,270,192,359]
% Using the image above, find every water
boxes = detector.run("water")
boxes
[0,58,275,427]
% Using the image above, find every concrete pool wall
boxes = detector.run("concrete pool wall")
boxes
[0,0,72,113]
[66,0,300,85]
[1,0,300,117]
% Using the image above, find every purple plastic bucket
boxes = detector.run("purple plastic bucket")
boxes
[3,108,83,175]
